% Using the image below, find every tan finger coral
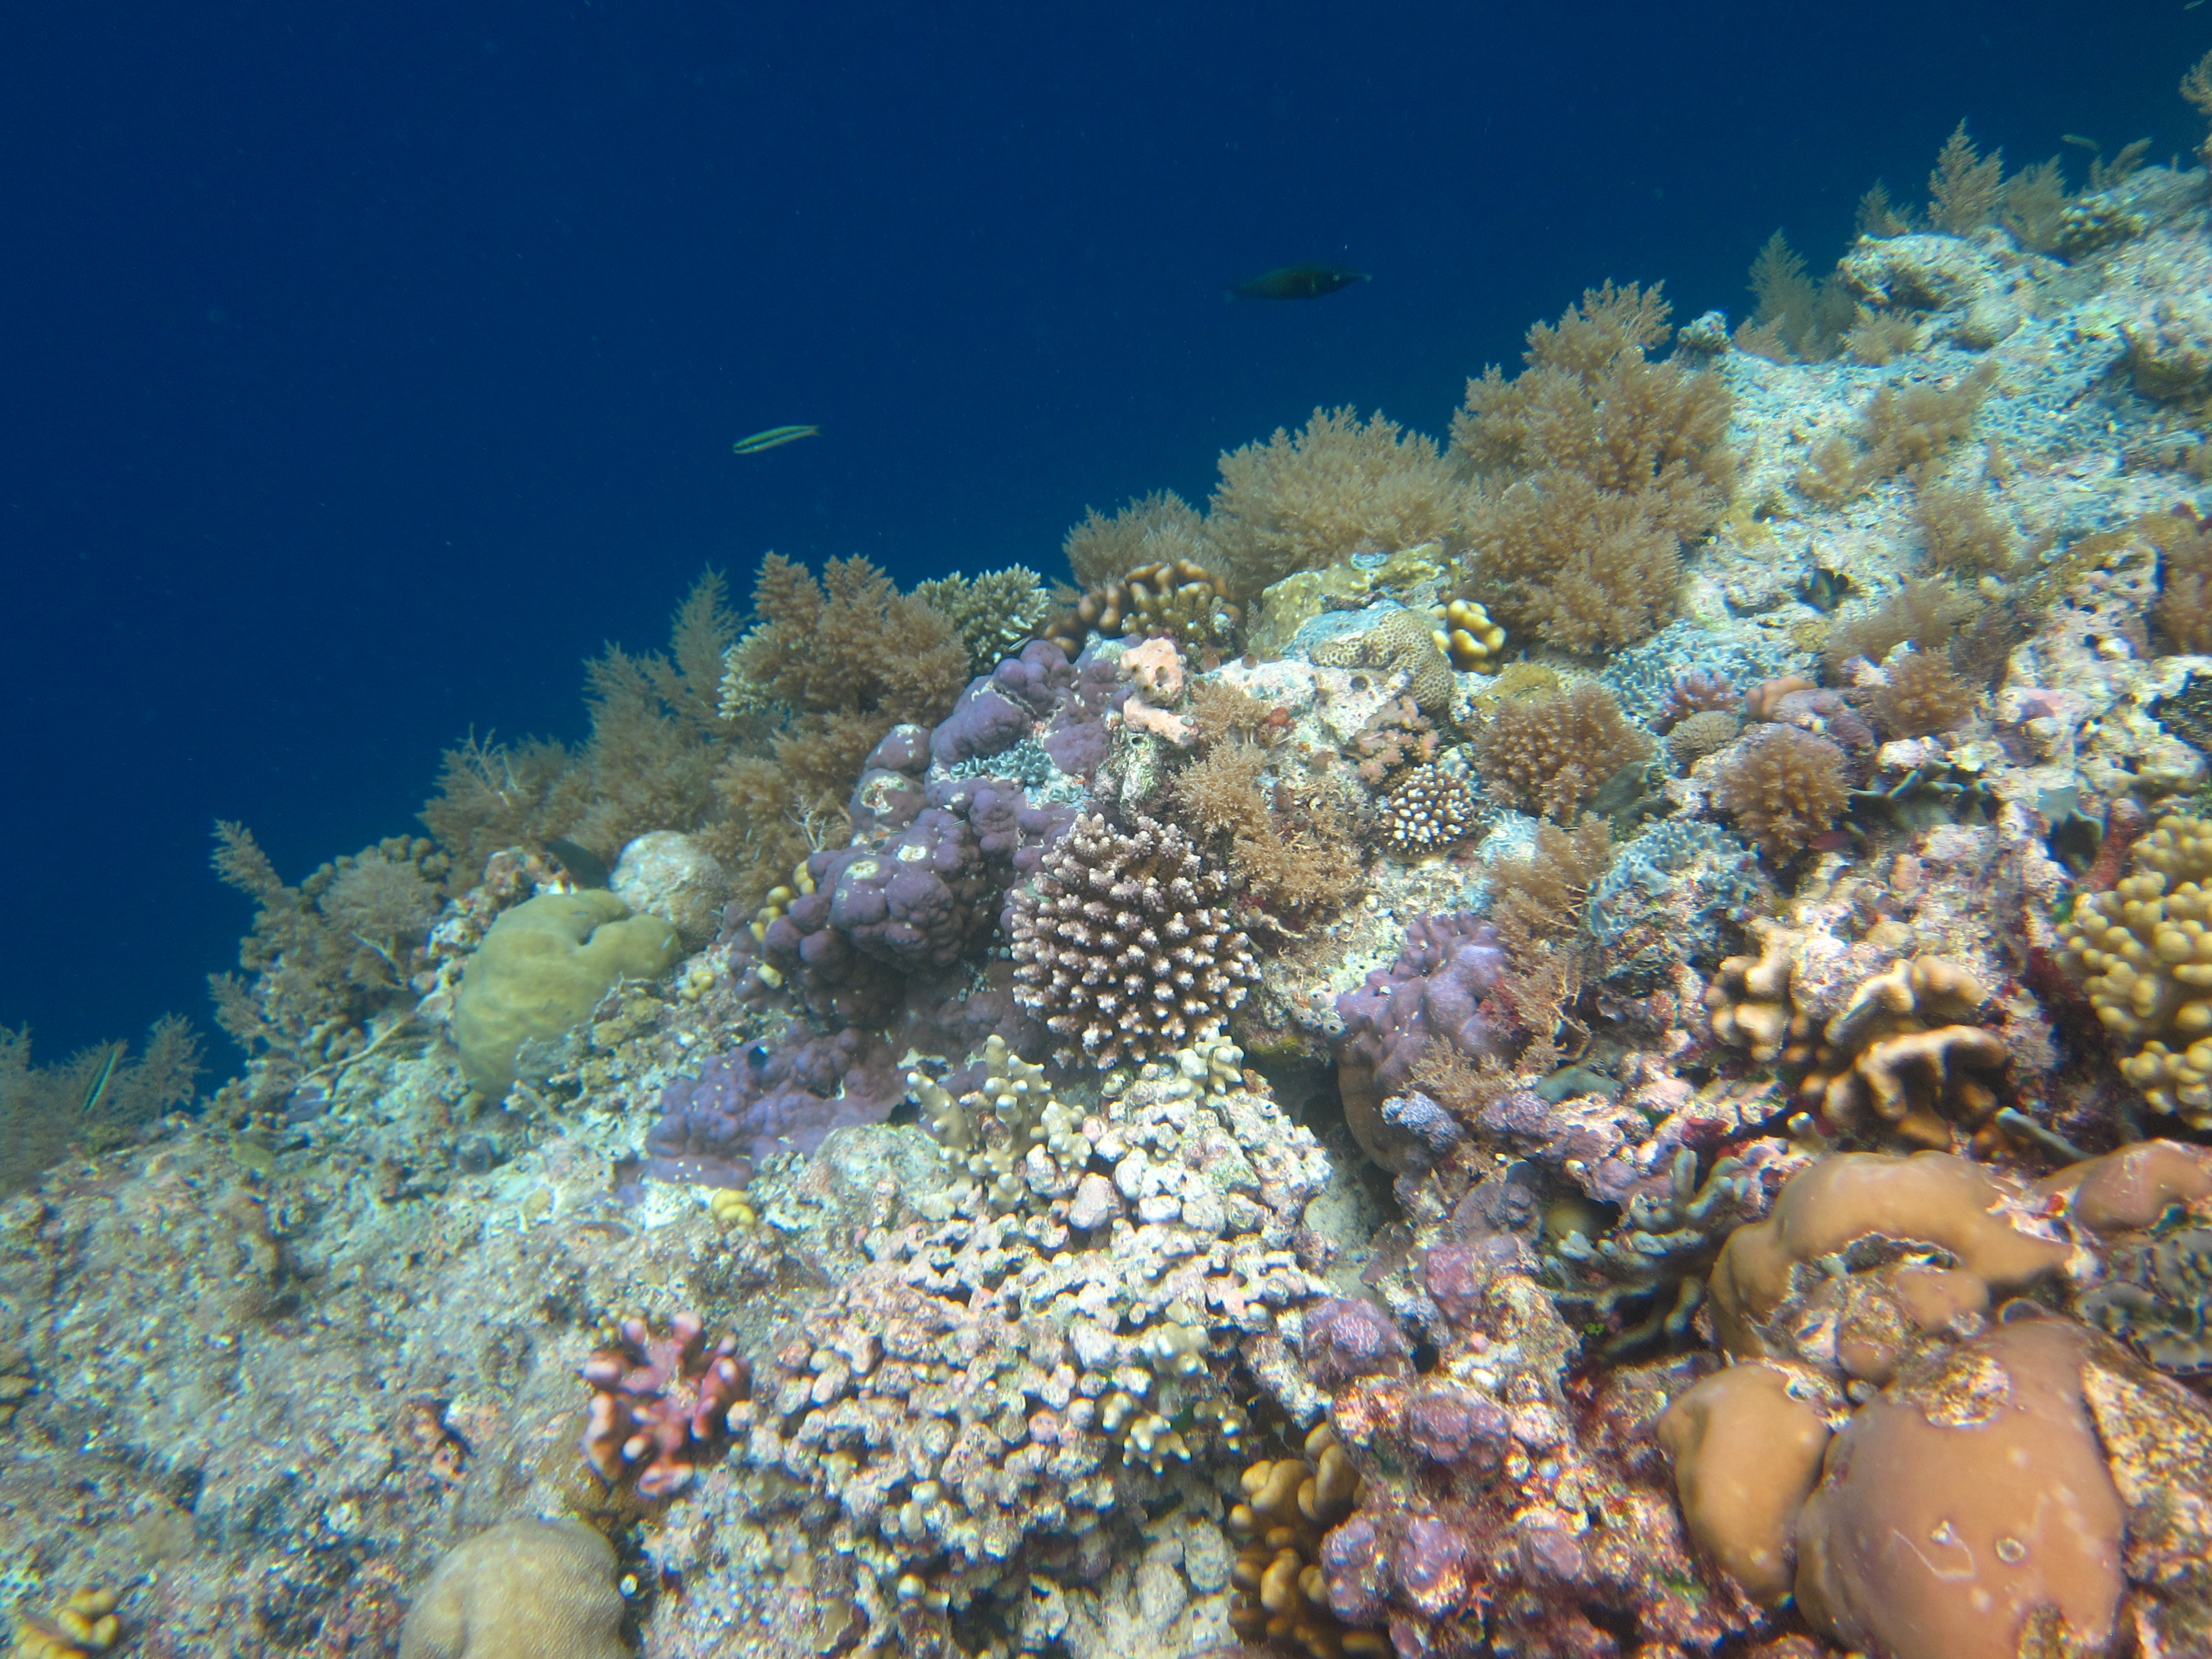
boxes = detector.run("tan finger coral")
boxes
[1798,957,2008,1149]
[1228,1424,1378,1658]
[2060,812,2212,1127]
[1657,1361,1838,1607]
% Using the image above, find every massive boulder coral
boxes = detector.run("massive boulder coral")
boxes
[1008,813,1259,1070]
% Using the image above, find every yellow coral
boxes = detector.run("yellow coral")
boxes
[2061,813,2212,1127]
[12,1590,120,1659]
[1432,597,1506,671]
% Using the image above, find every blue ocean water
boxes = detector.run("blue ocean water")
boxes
[2,0,2203,1061]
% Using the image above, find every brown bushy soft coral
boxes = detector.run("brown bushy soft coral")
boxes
[1453,281,1734,651]
[711,554,970,897]
[1062,490,1211,591]
[1166,736,1365,920]
[209,822,447,1099]
[1,1019,203,1195]
[1207,406,1471,599]
[1822,578,1982,674]
[1867,651,1977,738]
[1469,684,1652,819]
[1711,725,1851,859]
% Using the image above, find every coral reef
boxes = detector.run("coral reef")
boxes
[913,566,1055,676]
[1044,558,1239,659]
[1468,684,1652,820]
[578,1312,752,1499]
[397,1521,631,1659]
[1008,813,1259,1068]
[1309,609,1456,717]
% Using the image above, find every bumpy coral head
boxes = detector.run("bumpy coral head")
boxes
[578,1312,751,1500]
[1301,1296,1410,1391]
[1008,812,1259,1068]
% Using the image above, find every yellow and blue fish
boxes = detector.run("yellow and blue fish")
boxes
[732,423,821,455]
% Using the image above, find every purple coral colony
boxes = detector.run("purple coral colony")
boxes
[24,72,2212,1659]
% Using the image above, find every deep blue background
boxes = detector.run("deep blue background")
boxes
[4,1,2207,1065]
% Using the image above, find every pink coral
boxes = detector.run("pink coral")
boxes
[578,1312,752,1499]
[1118,636,1194,745]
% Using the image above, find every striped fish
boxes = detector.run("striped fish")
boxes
[732,424,822,455]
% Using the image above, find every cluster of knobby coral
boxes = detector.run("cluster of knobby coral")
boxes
[1228,1425,1375,1658]
[1008,812,1260,1069]
[1298,1269,1751,1657]
[1706,924,2016,1153]
[578,1312,754,1500]
[734,1044,1332,1649]
[906,1034,1091,1213]
[1452,281,1734,652]
[913,566,1056,677]
[1042,557,1240,657]
[1379,765,1476,858]
[2060,811,2212,1128]
[1662,1143,2212,1658]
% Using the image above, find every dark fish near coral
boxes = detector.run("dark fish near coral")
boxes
[543,837,611,889]
[1227,264,1369,301]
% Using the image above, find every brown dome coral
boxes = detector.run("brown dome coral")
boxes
[1008,813,1259,1068]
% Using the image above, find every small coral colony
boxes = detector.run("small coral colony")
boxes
[21,53,2212,1659]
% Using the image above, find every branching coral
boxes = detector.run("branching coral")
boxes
[1378,765,1476,859]
[1469,683,1652,820]
[913,566,1054,675]
[908,1034,1091,1213]
[1008,813,1259,1068]
[1453,281,1734,651]
[1709,725,1849,859]
[578,1312,752,1500]
[1208,407,1471,598]
[1167,724,1366,922]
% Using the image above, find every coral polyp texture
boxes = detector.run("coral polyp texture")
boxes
[29,59,2212,1659]
[1008,811,1259,1068]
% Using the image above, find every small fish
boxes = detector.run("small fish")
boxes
[1228,264,1369,301]
[543,837,611,888]
[732,423,821,455]
[79,1043,124,1115]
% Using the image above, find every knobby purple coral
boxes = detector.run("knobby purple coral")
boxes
[579,1313,752,1500]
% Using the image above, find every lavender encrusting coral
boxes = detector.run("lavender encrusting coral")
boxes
[642,1024,903,1187]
